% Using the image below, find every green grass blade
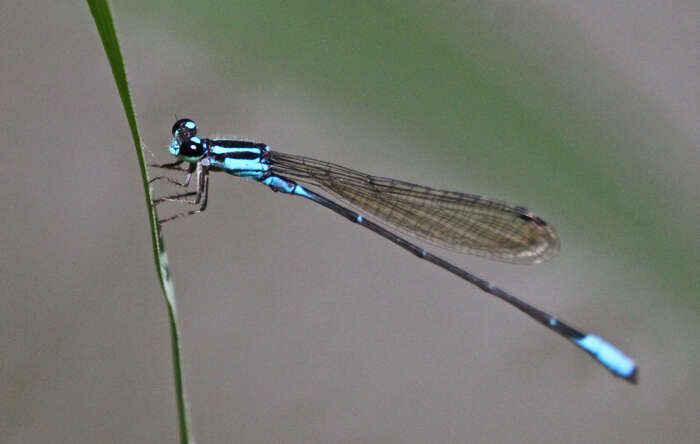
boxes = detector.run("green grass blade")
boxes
[85,1,192,442]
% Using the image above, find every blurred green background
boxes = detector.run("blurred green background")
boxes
[2,1,698,443]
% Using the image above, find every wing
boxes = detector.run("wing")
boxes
[269,151,559,264]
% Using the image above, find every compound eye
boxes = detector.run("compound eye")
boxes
[172,118,197,137]
[179,136,205,158]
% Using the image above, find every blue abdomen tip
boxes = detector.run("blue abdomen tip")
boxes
[576,335,637,382]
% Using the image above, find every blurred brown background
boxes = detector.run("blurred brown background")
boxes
[1,1,698,443]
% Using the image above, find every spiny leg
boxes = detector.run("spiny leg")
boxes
[158,166,210,224]
[149,162,196,187]
[154,191,198,205]
[153,164,201,205]
[149,159,186,170]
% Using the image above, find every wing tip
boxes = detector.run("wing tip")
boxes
[508,212,561,264]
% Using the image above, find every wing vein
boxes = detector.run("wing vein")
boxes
[269,151,559,264]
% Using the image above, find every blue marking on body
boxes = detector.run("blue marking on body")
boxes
[549,318,558,327]
[184,121,196,131]
[263,175,298,194]
[209,144,269,178]
[292,184,312,198]
[169,139,181,156]
[210,145,262,157]
[356,215,363,222]
[576,335,636,378]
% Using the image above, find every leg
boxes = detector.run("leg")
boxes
[149,162,196,187]
[153,163,202,205]
[153,190,198,205]
[149,159,186,170]
[157,165,210,224]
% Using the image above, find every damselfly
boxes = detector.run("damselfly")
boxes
[150,118,637,383]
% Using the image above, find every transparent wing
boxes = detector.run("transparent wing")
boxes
[269,151,560,264]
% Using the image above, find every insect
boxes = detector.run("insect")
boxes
[150,119,637,383]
